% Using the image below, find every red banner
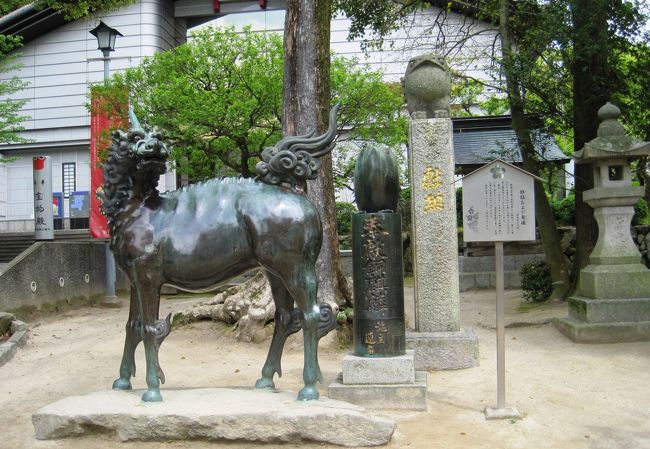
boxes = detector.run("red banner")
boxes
[89,92,127,239]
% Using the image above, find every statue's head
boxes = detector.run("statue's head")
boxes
[99,111,169,218]
[108,110,169,180]
[404,53,448,75]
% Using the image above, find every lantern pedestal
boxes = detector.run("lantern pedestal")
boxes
[555,103,650,343]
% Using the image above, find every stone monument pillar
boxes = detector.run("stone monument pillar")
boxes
[328,147,427,411]
[403,54,479,369]
[555,102,650,342]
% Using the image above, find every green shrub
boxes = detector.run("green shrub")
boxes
[633,198,650,225]
[520,261,552,302]
[456,187,463,228]
[550,192,575,225]
[336,201,357,236]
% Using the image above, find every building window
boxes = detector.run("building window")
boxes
[62,163,76,198]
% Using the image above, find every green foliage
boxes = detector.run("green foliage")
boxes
[398,187,411,234]
[550,192,576,225]
[450,78,509,118]
[106,26,405,183]
[1,0,137,19]
[0,35,29,145]
[633,198,650,226]
[520,261,553,302]
[336,201,357,236]
[37,0,137,19]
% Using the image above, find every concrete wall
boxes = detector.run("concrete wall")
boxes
[0,241,118,313]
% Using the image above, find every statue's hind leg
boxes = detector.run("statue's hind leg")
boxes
[283,266,322,401]
[256,271,298,390]
[113,289,142,390]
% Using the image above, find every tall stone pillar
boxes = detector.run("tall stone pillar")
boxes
[402,54,478,369]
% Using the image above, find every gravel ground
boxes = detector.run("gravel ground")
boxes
[0,288,648,449]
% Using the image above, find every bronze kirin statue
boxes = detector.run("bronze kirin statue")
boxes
[98,104,340,402]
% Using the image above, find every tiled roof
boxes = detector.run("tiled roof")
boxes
[452,115,570,166]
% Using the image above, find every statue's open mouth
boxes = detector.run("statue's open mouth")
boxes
[137,158,166,172]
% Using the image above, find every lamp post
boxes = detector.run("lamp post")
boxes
[90,21,123,82]
[90,21,122,308]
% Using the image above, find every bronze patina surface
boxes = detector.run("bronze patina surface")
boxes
[98,104,340,402]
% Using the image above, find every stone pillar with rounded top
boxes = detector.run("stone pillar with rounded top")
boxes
[328,146,427,411]
[402,54,479,369]
[555,102,650,343]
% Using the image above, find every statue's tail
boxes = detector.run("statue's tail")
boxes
[256,101,341,188]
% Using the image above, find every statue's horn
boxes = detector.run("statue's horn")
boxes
[128,107,143,131]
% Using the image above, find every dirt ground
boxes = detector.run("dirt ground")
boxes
[1,288,649,449]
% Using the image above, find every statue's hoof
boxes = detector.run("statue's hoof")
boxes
[297,386,319,401]
[112,378,132,390]
[141,389,163,402]
[255,378,275,389]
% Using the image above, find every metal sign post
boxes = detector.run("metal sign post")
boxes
[491,240,517,417]
[461,159,541,420]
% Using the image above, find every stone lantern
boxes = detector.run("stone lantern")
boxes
[555,102,650,342]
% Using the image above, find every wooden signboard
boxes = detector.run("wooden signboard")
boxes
[462,159,537,243]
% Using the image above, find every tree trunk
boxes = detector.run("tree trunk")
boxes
[499,0,570,299]
[570,0,611,286]
[283,0,352,306]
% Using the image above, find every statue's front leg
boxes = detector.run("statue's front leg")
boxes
[112,319,142,390]
[113,291,142,391]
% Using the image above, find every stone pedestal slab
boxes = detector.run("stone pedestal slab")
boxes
[342,351,415,385]
[406,328,479,370]
[568,296,650,323]
[328,371,428,411]
[554,316,650,343]
[32,388,395,447]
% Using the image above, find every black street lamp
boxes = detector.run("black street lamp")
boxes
[90,20,122,307]
[89,21,123,81]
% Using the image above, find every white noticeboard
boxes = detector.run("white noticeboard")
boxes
[462,159,537,243]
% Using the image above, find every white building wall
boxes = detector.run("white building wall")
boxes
[211,7,500,87]
[0,0,186,223]
[1,0,186,145]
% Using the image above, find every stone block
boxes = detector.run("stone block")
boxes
[458,273,475,292]
[406,328,479,370]
[328,371,427,411]
[478,256,495,272]
[0,319,27,368]
[513,254,544,269]
[342,351,415,385]
[503,255,516,272]
[578,264,650,299]
[505,270,522,289]
[32,388,396,446]
[554,317,650,343]
[569,296,650,323]
[474,272,491,289]
[458,256,480,273]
